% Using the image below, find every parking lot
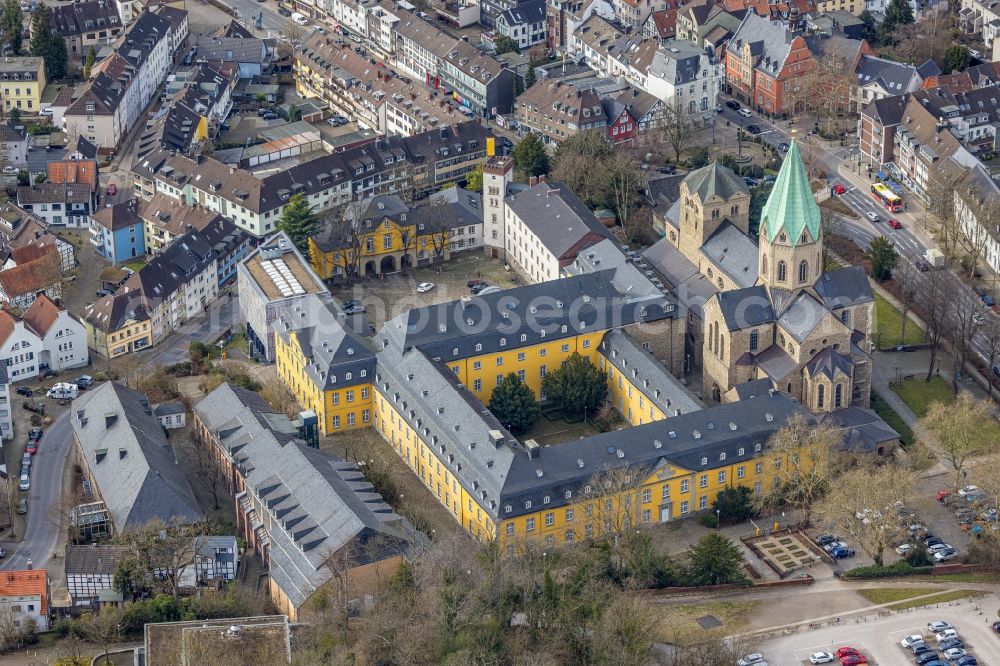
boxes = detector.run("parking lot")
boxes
[753,600,1000,666]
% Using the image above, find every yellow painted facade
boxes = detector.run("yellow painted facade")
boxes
[445,331,605,405]
[309,215,448,281]
[601,356,667,427]
[0,57,45,114]
[274,329,372,435]
[83,317,152,358]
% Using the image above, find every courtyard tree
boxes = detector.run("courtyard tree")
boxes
[83,46,96,80]
[816,463,915,566]
[659,95,698,162]
[943,45,971,74]
[540,352,607,419]
[30,5,67,81]
[922,392,991,487]
[464,165,483,192]
[493,35,520,55]
[608,152,646,228]
[511,132,549,178]
[488,373,540,434]
[712,486,754,523]
[755,414,844,527]
[110,518,202,600]
[551,129,615,207]
[865,235,898,281]
[2,0,22,56]
[276,192,318,256]
[578,464,645,546]
[81,606,123,666]
[686,533,748,586]
[878,0,914,44]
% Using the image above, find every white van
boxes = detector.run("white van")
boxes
[292,12,308,25]
[46,382,79,400]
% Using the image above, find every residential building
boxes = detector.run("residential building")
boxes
[0,570,49,630]
[62,8,188,150]
[516,80,607,144]
[0,57,46,115]
[481,0,532,27]
[80,290,152,358]
[952,159,1000,276]
[195,37,269,79]
[47,159,100,213]
[546,0,586,51]
[853,55,922,113]
[437,40,515,117]
[501,177,611,283]
[193,383,422,621]
[89,198,146,263]
[0,244,63,310]
[152,401,186,429]
[700,141,874,409]
[237,232,330,362]
[675,0,742,49]
[496,0,547,50]
[0,365,11,440]
[142,62,237,156]
[5,210,76,272]
[0,125,27,168]
[70,382,204,533]
[646,39,721,116]
[392,16,453,82]
[138,193,227,252]
[140,616,291,666]
[17,182,96,228]
[183,535,239,587]
[64,544,130,606]
[6,293,89,375]
[49,0,124,65]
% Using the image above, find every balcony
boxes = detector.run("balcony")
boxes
[88,234,103,248]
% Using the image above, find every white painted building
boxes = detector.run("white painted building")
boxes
[0,570,49,630]
[0,294,88,382]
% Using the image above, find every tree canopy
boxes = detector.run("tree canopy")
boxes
[866,235,899,281]
[540,352,607,418]
[30,6,67,80]
[488,373,540,433]
[2,0,22,56]
[511,133,549,178]
[276,192,319,255]
[686,533,748,586]
[493,35,520,55]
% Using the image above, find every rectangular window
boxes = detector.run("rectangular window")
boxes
[332,415,341,428]
[561,343,570,352]
[699,495,707,510]
[496,357,503,366]
[545,512,554,527]
[718,470,726,483]
[473,361,482,370]
[507,524,514,536]
[642,488,651,503]
[755,462,763,473]
[681,479,689,493]
[473,379,482,392]
[680,501,689,514]
[565,508,574,522]
[737,466,745,479]
[662,484,669,498]
[526,518,535,531]
[642,509,651,523]
[699,474,708,488]
[347,412,356,425]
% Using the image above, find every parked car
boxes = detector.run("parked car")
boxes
[471,283,490,294]
[810,653,834,664]
[839,655,866,666]
[416,282,435,293]
[938,638,964,651]
[467,279,486,288]
[935,630,959,643]
[726,100,740,110]
[955,656,978,666]
[927,543,952,554]
[737,654,765,666]
[75,375,93,389]
[106,183,117,196]
[16,498,26,514]
[835,648,860,658]
[912,644,936,657]
[992,619,1000,633]
[982,293,996,307]
[738,107,753,118]
[895,544,912,555]
[943,648,968,661]
[916,653,943,665]
[776,142,789,152]
[277,5,291,15]
[900,635,925,649]
[715,104,724,112]
[0,547,5,558]
[28,428,42,442]
[15,387,31,397]
[39,107,53,116]
[823,541,848,552]
[831,546,855,559]
[816,534,838,546]
[18,474,29,491]
[959,486,979,497]
[934,548,958,562]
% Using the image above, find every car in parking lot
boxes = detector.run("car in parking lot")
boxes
[839,655,866,666]
[816,534,838,546]
[823,540,848,552]
[831,546,855,559]
[810,652,834,664]
[834,648,860,658]
[927,542,952,554]
[416,282,435,293]
[471,283,491,294]
[467,279,486,288]
[738,107,753,117]
[958,486,979,497]
[736,654,765,666]
[935,630,959,643]
[776,142,789,152]
[955,656,978,666]
[912,644,936,657]
[942,648,968,661]
[901,635,925,649]
[896,543,913,555]
[929,621,954,633]
[916,652,943,665]
[935,548,958,562]
[15,386,31,397]
[938,638,964,651]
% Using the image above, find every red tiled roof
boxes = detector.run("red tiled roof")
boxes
[0,245,61,298]
[0,570,48,615]
[48,160,99,192]
[22,293,62,337]
[923,72,975,94]
[10,244,51,266]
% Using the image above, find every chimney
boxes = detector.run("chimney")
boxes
[26,559,32,571]
[538,174,546,183]
[529,176,538,186]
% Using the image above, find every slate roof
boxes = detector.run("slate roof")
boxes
[716,285,775,331]
[153,401,185,416]
[727,11,795,77]
[599,329,703,416]
[504,181,611,260]
[647,40,706,85]
[754,344,798,381]
[194,383,421,610]
[498,0,545,27]
[855,55,919,95]
[81,290,149,333]
[760,140,821,246]
[50,0,122,38]
[195,37,268,65]
[91,198,141,232]
[777,292,831,342]
[821,406,901,453]
[812,265,874,310]
[273,294,376,392]
[804,347,854,379]
[700,220,759,288]
[640,238,717,320]
[684,161,748,202]
[863,93,908,126]
[71,382,203,530]
[731,377,773,400]
[645,173,684,208]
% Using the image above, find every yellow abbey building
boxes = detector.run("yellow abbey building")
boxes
[309,194,450,281]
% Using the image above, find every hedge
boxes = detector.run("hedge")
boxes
[841,561,934,579]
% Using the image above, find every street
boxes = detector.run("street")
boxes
[1,410,72,572]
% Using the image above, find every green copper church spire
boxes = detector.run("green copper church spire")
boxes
[760,139,821,247]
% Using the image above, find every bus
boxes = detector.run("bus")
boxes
[871,183,903,212]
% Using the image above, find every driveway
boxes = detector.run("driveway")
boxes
[0,409,72,572]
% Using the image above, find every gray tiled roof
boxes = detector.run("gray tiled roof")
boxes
[754,345,798,381]
[599,330,703,416]
[194,383,421,610]
[499,0,545,27]
[716,285,775,331]
[71,382,203,530]
[504,181,611,260]
[731,378,774,400]
[855,55,918,95]
[777,292,831,342]
[812,266,874,310]
[804,347,854,380]
[64,544,131,575]
[195,37,267,65]
[700,221,759,288]
[821,406,900,453]
[641,238,717,320]
[683,162,748,202]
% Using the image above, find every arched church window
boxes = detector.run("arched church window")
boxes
[777,261,787,282]
[762,254,768,276]
[798,260,808,283]
[817,384,825,409]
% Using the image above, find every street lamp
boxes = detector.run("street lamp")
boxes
[715,509,721,529]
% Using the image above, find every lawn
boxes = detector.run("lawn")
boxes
[123,258,147,272]
[886,589,979,611]
[870,391,915,447]
[521,414,600,446]
[874,292,924,347]
[855,587,938,605]
[655,600,760,645]
[891,376,958,418]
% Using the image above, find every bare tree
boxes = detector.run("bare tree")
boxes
[947,288,983,393]
[0,608,35,652]
[927,165,968,259]
[659,96,697,162]
[981,315,1000,398]
[607,152,646,228]
[755,414,844,528]
[923,269,949,382]
[111,518,203,599]
[896,258,918,346]
[661,630,757,666]
[192,435,227,510]
[80,606,123,666]
[260,376,300,418]
[578,464,645,547]
[418,197,454,264]
[922,392,992,487]
[816,463,916,566]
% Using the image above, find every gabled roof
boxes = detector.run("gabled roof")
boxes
[804,347,854,379]
[48,159,99,191]
[821,406,901,453]
[498,0,545,27]
[855,55,919,95]
[71,382,203,530]
[21,293,65,337]
[715,284,775,330]
[504,181,611,260]
[91,198,141,232]
[812,265,873,309]
[64,545,131,576]
[701,220,759,288]
[0,244,61,298]
[760,140,820,246]
[777,292,831,341]
[684,161,748,202]
[0,570,47,614]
